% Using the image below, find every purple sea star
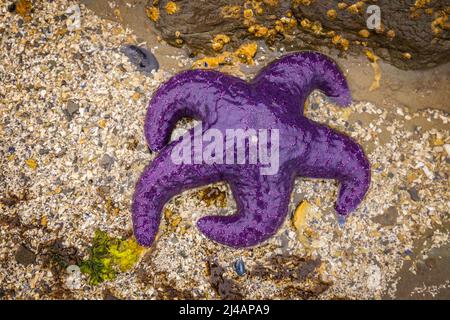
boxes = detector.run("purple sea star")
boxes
[132,52,371,248]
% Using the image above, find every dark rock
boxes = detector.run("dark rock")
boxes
[38,147,50,155]
[233,259,246,276]
[150,0,450,70]
[407,187,421,201]
[120,45,159,74]
[7,3,16,13]
[67,100,79,114]
[179,250,188,258]
[372,206,398,226]
[15,245,36,266]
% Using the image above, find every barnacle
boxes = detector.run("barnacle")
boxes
[327,9,337,20]
[221,5,241,19]
[165,1,179,15]
[146,6,160,22]
[212,34,231,51]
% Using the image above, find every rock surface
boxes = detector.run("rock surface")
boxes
[149,0,450,69]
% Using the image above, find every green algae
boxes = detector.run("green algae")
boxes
[80,230,144,285]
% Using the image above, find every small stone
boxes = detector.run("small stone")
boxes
[234,259,246,276]
[310,102,319,110]
[67,101,79,114]
[98,119,107,128]
[65,265,82,289]
[99,154,115,170]
[38,147,50,155]
[15,245,36,266]
[7,3,16,13]
[407,187,420,202]
[120,45,159,75]
[103,289,119,300]
[66,4,81,31]
[64,100,79,121]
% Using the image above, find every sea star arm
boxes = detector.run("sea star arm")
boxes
[144,70,234,152]
[253,52,352,114]
[197,169,294,248]
[295,119,371,215]
[132,130,222,246]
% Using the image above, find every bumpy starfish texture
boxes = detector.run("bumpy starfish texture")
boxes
[132,52,371,248]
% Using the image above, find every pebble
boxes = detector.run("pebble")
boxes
[234,259,246,276]
[15,245,36,266]
[38,147,50,155]
[64,100,79,121]
[407,187,421,202]
[67,101,79,114]
[99,154,115,170]
[65,265,82,290]
[7,3,16,13]
[120,45,159,75]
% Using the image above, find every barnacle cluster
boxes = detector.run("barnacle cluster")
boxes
[193,42,258,69]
